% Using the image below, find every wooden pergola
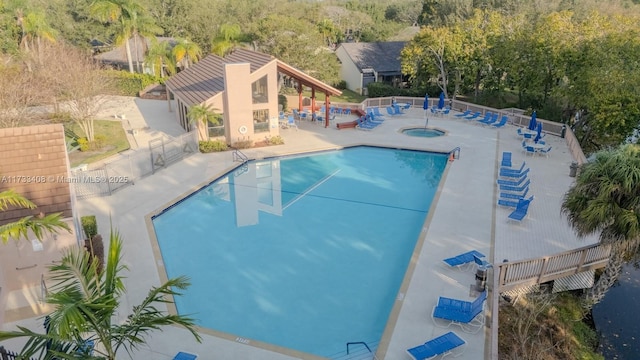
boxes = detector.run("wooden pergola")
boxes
[276,61,342,128]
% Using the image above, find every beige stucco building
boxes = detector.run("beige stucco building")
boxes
[164,48,342,144]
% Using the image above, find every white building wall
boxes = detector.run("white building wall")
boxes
[335,46,363,94]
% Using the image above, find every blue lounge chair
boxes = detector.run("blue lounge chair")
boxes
[501,160,525,171]
[473,255,492,269]
[499,186,529,200]
[356,116,377,130]
[508,197,533,222]
[403,102,411,110]
[174,352,198,360]
[500,179,530,192]
[498,195,534,208]
[386,106,398,116]
[491,115,509,128]
[432,291,487,334]
[406,332,466,360]
[286,115,298,130]
[443,250,486,271]
[496,174,528,186]
[476,112,492,124]
[455,110,471,118]
[373,107,385,117]
[481,113,499,126]
[464,112,481,120]
[393,104,403,115]
[501,152,512,168]
[499,167,529,179]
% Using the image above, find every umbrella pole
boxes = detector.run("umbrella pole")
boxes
[424,111,429,128]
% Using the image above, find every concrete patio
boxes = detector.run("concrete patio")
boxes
[1,99,598,359]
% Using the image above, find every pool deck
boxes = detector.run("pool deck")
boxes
[1,100,599,359]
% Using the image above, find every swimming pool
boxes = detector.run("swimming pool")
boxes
[151,146,448,358]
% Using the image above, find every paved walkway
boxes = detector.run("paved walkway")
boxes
[1,102,598,359]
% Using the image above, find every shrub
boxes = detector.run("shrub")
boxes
[85,234,104,273]
[81,215,98,239]
[278,94,288,112]
[366,82,401,97]
[267,135,284,145]
[233,139,253,149]
[49,111,73,123]
[335,80,347,90]
[199,140,228,153]
[92,134,108,150]
[102,70,163,96]
[78,137,90,152]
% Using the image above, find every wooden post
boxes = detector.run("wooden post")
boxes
[298,83,303,111]
[311,87,316,113]
[324,95,330,128]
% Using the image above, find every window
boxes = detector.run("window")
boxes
[253,109,269,133]
[252,75,269,104]
[208,113,225,137]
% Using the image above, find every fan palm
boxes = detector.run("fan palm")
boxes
[210,23,243,57]
[0,229,201,359]
[187,103,221,141]
[561,144,640,309]
[0,189,70,243]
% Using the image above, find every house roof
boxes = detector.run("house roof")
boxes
[165,48,341,107]
[337,41,406,75]
[0,124,73,224]
[95,36,177,65]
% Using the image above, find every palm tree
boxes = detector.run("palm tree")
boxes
[145,39,175,77]
[561,144,640,309]
[210,23,242,57]
[90,0,162,73]
[187,103,221,141]
[17,11,57,55]
[172,38,201,70]
[0,189,70,243]
[0,229,201,359]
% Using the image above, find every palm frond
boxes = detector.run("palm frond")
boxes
[0,212,70,243]
[0,189,36,210]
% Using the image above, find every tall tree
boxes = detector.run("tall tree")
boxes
[0,189,70,243]
[210,23,243,57]
[90,0,162,73]
[145,38,175,77]
[562,144,640,309]
[187,103,221,141]
[0,229,202,359]
[172,38,201,69]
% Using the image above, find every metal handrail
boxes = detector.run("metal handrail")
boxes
[232,148,248,163]
[450,147,461,160]
[345,341,378,359]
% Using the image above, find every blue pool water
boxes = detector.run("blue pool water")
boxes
[402,128,445,138]
[152,146,447,357]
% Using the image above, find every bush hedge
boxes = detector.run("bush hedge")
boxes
[278,94,288,112]
[199,140,228,153]
[102,70,164,96]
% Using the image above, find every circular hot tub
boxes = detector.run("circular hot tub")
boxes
[401,127,445,138]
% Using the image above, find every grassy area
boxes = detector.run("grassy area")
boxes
[66,120,130,167]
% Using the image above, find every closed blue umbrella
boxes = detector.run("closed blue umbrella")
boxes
[528,111,537,130]
[534,122,543,143]
[423,93,429,110]
[438,92,445,109]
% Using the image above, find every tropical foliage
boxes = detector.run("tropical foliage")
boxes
[187,103,221,141]
[0,229,201,359]
[562,144,640,309]
[0,189,70,243]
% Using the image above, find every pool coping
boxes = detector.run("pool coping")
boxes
[145,144,454,359]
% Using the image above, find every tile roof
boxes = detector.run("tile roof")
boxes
[337,41,406,74]
[0,124,73,224]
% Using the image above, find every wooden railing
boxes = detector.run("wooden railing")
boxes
[498,243,611,293]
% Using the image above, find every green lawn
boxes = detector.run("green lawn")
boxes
[66,120,130,167]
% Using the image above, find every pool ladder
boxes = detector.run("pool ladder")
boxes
[232,148,248,163]
[344,341,378,360]
[450,146,461,160]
